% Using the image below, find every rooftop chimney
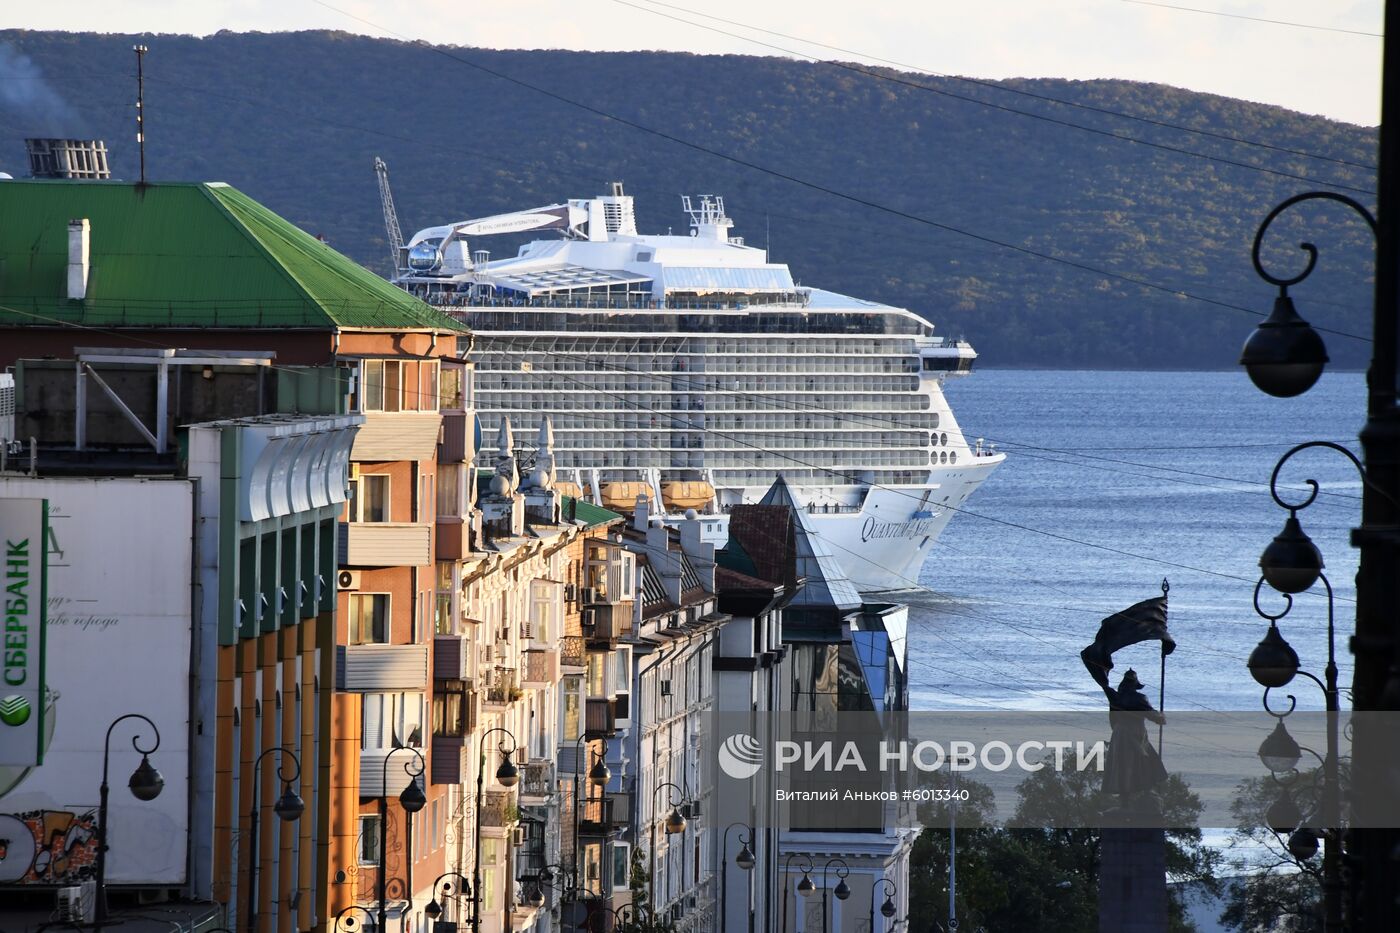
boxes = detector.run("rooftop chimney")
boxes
[26,138,111,180]
[67,219,90,301]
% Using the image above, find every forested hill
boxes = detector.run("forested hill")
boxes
[0,30,1378,369]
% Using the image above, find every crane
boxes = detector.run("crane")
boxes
[373,157,405,275]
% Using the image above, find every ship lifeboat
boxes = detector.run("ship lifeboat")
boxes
[600,482,653,511]
[555,480,584,500]
[662,481,715,511]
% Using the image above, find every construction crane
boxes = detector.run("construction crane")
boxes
[373,156,405,275]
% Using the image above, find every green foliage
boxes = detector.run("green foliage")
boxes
[911,767,1219,932]
[0,31,1377,370]
[1219,774,1327,932]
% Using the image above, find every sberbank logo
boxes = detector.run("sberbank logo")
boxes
[0,694,31,727]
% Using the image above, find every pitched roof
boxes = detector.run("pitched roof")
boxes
[561,495,622,528]
[757,475,863,612]
[0,180,468,332]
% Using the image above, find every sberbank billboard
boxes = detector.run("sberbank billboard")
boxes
[0,498,46,767]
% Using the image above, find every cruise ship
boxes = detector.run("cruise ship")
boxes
[390,184,1004,591]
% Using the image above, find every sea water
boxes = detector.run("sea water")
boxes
[910,368,1365,715]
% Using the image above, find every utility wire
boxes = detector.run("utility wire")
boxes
[1119,0,1384,38]
[616,0,1377,180]
[307,0,1372,336]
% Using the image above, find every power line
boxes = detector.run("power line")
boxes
[307,0,1373,333]
[1119,0,1384,38]
[617,0,1377,176]
[631,0,1376,170]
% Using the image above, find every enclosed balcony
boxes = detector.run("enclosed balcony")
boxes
[351,411,443,462]
[480,789,517,829]
[483,667,519,709]
[432,634,470,681]
[335,643,429,692]
[585,697,618,738]
[519,760,556,805]
[338,522,432,567]
[521,647,560,688]
[581,601,634,647]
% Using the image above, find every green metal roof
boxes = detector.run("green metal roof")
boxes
[0,179,467,332]
[561,496,623,528]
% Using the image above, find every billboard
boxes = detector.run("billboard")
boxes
[0,498,46,768]
[0,477,191,886]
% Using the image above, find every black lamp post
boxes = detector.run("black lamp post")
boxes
[95,714,164,928]
[1250,543,1342,933]
[820,858,850,933]
[332,903,377,933]
[1239,46,1400,914]
[244,747,304,933]
[648,781,687,917]
[423,871,473,923]
[378,746,427,933]
[779,854,814,933]
[869,878,897,933]
[473,727,518,932]
[719,822,754,933]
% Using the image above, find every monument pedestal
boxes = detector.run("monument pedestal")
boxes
[1099,827,1167,933]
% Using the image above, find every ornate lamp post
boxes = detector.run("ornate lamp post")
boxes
[95,714,164,928]
[377,746,427,933]
[779,854,814,933]
[1238,87,1400,922]
[868,878,898,933]
[472,727,519,931]
[332,904,377,933]
[820,858,850,933]
[572,735,610,896]
[423,871,474,923]
[648,781,687,917]
[244,747,304,933]
[719,822,755,933]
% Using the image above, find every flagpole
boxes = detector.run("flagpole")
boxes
[1158,579,1169,753]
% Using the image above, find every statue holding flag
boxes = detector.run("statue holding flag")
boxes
[1081,580,1175,807]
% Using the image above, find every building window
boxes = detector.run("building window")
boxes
[437,464,462,518]
[359,814,381,865]
[362,361,385,412]
[348,594,389,645]
[562,677,581,740]
[351,474,391,522]
[587,653,606,698]
[432,681,470,737]
[363,691,425,749]
[440,366,464,410]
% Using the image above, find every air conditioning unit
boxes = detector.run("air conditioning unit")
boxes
[564,583,577,602]
[337,570,362,590]
[512,826,527,846]
[581,608,597,632]
[56,884,93,923]
[521,623,534,640]
[659,679,672,697]
[579,586,600,604]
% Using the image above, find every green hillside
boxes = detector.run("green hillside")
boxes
[0,30,1377,369]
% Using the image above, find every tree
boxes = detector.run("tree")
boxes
[909,765,1220,932]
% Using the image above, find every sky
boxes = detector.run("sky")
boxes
[3,0,1385,125]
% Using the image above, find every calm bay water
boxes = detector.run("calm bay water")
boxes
[908,368,1365,714]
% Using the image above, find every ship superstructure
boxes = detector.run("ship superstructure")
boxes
[391,183,1003,590]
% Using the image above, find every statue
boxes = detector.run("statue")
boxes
[1081,581,1174,806]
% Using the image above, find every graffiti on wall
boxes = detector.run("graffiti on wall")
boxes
[0,808,99,884]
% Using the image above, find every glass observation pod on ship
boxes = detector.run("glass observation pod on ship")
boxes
[391,186,1004,591]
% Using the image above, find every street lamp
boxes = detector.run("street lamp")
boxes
[424,871,473,922]
[572,735,610,896]
[779,854,814,933]
[720,822,754,933]
[649,781,687,917]
[473,727,518,932]
[1239,175,1400,929]
[820,858,850,933]
[1251,530,1342,933]
[869,878,897,933]
[332,903,377,933]
[378,746,427,933]
[245,747,304,933]
[95,714,164,927]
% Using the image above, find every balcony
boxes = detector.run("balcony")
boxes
[437,410,470,463]
[560,635,586,670]
[338,522,432,567]
[336,643,429,692]
[351,411,443,462]
[585,697,617,738]
[483,667,520,709]
[432,634,470,681]
[520,760,556,804]
[480,789,517,829]
[435,516,470,561]
[581,601,634,647]
[577,794,617,836]
[521,647,560,688]
[431,735,467,785]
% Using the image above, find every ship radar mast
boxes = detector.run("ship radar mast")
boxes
[681,194,734,241]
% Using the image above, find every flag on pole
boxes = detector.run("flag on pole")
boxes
[1080,592,1174,690]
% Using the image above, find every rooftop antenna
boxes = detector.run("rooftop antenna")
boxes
[765,213,771,261]
[133,44,148,184]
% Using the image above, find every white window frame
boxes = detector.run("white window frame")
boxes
[348,592,391,645]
